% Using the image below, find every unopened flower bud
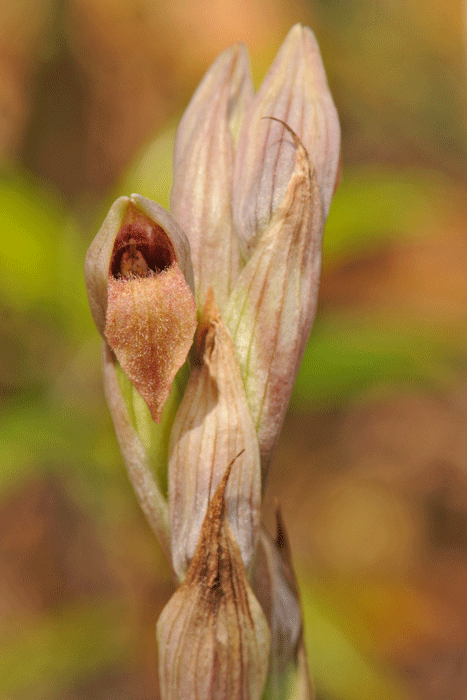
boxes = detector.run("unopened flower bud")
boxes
[171,43,253,309]
[157,462,270,700]
[233,24,340,257]
[169,291,261,581]
[226,131,324,472]
[85,194,197,422]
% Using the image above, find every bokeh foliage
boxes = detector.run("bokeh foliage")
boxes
[1,0,467,698]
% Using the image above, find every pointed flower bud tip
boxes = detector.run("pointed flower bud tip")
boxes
[171,43,253,309]
[226,125,324,472]
[158,462,270,700]
[233,23,340,255]
[169,292,261,580]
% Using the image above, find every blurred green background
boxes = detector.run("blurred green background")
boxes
[1,0,467,698]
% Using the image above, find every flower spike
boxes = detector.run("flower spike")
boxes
[84,23,341,699]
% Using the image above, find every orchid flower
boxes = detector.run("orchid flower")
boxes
[85,23,340,700]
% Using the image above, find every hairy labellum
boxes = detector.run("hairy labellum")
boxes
[85,195,197,422]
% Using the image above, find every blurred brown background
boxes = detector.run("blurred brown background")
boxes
[1,0,467,698]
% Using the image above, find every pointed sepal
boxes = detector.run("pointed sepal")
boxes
[169,291,261,580]
[157,462,270,700]
[251,507,313,699]
[233,24,340,257]
[226,129,324,474]
[171,44,253,309]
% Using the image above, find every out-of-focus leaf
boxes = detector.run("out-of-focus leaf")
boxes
[120,120,178,211]
[323,168,452,267]
[0,172,68,310]
[0,395,118,498]
[293,313,461,407]
[300,580,408,700]
[0,600,129,697]
[0,170,94,396]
